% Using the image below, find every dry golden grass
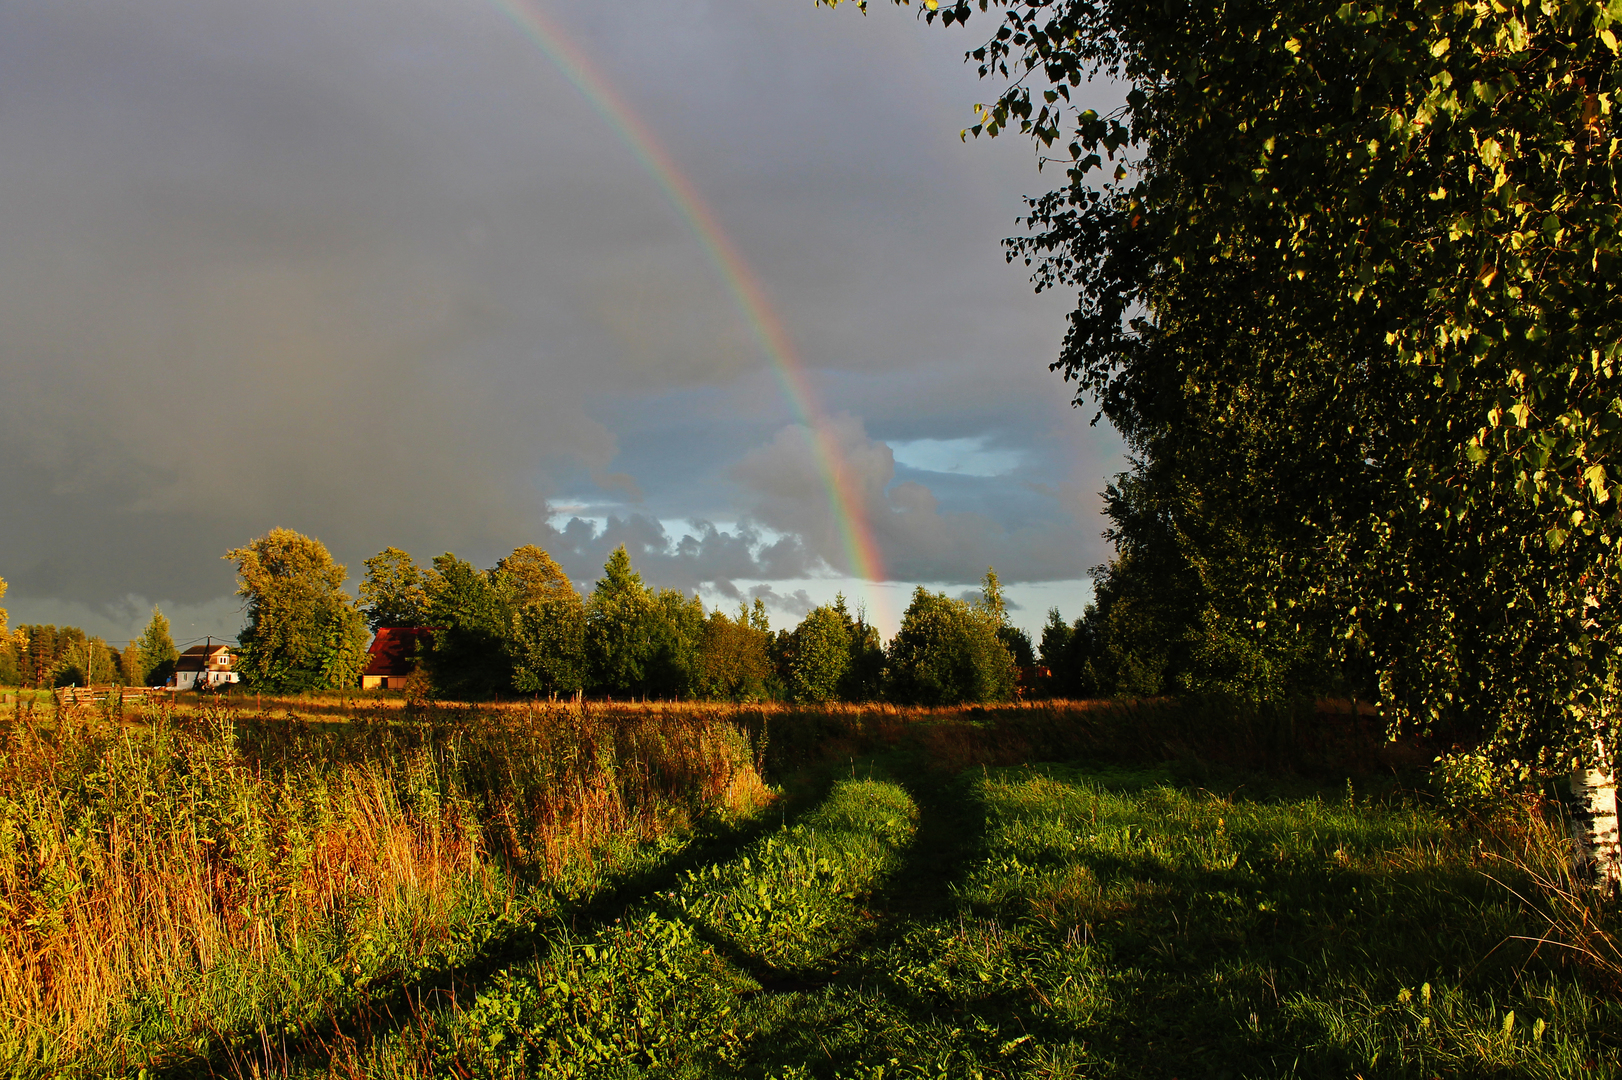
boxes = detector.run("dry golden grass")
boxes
[0,699,769,1074]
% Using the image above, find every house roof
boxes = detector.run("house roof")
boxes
[363,627,434,678]
[174,644,233,672]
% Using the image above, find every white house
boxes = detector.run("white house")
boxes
[166,644,241,690]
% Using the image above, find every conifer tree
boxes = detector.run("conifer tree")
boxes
[585,547,655,698]
[134,607,179,686]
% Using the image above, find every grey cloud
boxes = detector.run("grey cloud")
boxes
[732,415,1092,586]
[0,0,1126,624]
[533,515,819,597]
[747,585,816,622]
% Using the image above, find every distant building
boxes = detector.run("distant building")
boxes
[166,644,240,690]
[361,627,433,690]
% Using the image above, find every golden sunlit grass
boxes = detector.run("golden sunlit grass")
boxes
[6,691,1610,1078]
[0,699,770,1076]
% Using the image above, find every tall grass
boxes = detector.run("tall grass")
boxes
[0,699,769,1076]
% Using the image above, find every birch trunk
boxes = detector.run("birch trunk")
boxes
[1570,742,1622,888]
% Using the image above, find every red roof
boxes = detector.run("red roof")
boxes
[362,627,434,678]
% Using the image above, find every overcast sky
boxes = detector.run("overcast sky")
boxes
[0,0,1127,646]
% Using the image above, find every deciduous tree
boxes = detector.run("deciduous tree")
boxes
[226,529,368,692]
[496,545,574,607]
[694,602,775,702]
[359,547,430,631]
[846,0,1622,792]
[423,553,513,700]
[645,589,705,700]
[510,589,587,698]
[586,547,656,698]
[886,587,1016,706]
[784,603,853,704]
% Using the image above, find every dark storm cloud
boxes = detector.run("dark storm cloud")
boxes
[0,0,1126,641]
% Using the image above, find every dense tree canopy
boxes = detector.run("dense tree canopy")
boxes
[510,589,587,698]
[886,581,1017,706]
[694,601,777,702]
[359,547,430,631]
[424,553,515,700]
[842,0,1622,771]
[783,603,854,704]
[586,547,658,699]
[226,529,369,692]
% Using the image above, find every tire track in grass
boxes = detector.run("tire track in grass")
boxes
[370,778,919,1078]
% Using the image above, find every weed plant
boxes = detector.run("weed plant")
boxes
[0,699,769,1077]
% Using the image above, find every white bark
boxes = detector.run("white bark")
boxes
[1570,743,1622,888]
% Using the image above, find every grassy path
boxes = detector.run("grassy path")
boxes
[303,761,1621,1079]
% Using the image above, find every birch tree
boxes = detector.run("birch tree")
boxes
[839,0,1622,870]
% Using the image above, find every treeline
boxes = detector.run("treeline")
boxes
[0,604,182,690]
[228,528,1035,705]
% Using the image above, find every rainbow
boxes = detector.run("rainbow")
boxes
[487,0,888,620]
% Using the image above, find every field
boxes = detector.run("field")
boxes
[2,696,1619,1078]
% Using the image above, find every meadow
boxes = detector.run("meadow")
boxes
[3,695,1619,1078]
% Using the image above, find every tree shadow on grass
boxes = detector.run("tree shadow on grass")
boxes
[722,761,1603,1080]
[143,801,799,1080]
[718,755,996,1074]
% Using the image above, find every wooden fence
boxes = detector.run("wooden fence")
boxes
[53,685,170,707]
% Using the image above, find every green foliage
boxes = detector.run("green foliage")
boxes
[886,586,1016,705]
[783,603,853,704]
[840,610,885,703]
[997,624,1035,669]
[585,547,656,698]
[510,590,587,698]
[7,625,122,690]
[645,588,705,700]
[694,603,776,702]
[134,607,179,688]
[0,582,17,690]
[494,544,574,607]
[866,0,1622,767]
[424,553,515,700]
[227,529,368,693]
[1434,748,1521,817]
[358,546,429,631]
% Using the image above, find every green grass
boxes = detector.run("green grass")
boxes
[12,699,1619,1078]
[349,778,919,1078]
[320,763,1620,1079]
